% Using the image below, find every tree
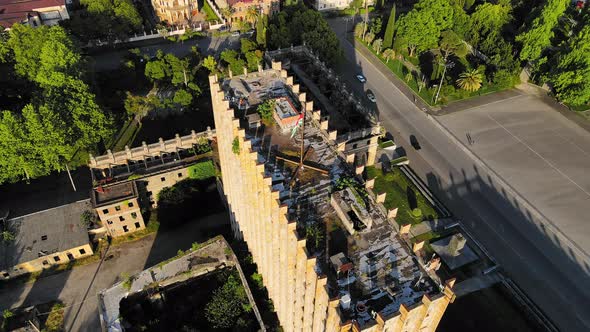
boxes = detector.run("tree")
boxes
[241,38,257,54]
[365,32,375,45]
[255,14,267,46]
[456,69,483,91]
[203,55,217,73]
[468,2,512,48]
[550,24,590,106]
[245,50,263,71]
[369,18,382,36]
[373,38,383,54]
[124,92,160,122]
[256,99,275,121]
[220,7,234,29]
[173,89,193,107]
[516,0,568,62]
[382,48,396,63]
[383,5,396,49]
[205,273,252,328]
[144,59,169,81]
[354,23,364,39]
[395,0,454,56]
[245,6,259,26]
[439,30,468,59]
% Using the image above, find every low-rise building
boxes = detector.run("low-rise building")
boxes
[0,200,93,279]
[214,0,279,26]
[91,182,145,237]
[151,0,199,25]
[315,0,351,11]
[0,0,69,29]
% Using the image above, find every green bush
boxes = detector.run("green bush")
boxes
[493,69,517,89]
[188,160,216,180]
[232,137,240,154]
[256,99,275,122]
[412,208,423,219]
[43,303,65,332]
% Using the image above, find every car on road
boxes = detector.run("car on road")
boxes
[244,30,255,36]
[410,135,421,150]
[356,74,367,83]
[366,90,377,103]
[231,31,240,37]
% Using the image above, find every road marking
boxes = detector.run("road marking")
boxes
[487,113,590,198]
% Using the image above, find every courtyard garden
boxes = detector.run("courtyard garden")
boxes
[366,165,439,225]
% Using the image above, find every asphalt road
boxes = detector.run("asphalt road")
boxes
[328,17,590,331]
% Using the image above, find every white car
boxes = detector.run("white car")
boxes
[366,90,377,103]
[231,31,240,37]
[356,74,367,83]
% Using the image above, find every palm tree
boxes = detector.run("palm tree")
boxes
[456,69,483,92]
[220,6,234,28]
[382,49,396,63]
[245,6,259,27]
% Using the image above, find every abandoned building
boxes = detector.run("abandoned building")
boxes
[210,57,455,331]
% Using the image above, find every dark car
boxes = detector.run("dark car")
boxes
[410,135,421,150]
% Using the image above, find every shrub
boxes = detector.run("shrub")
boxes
[256,100,275,122]
[232,137,240,154]
[412,208,423,219]
[493,69,517,89]
[44,303,65,332]
[80,210,96,228]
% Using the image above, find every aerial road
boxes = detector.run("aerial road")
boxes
[328,17,590,332]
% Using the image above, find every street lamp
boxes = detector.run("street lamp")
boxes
[433,60,455,104]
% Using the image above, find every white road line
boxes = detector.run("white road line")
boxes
[487,113,590,198]
[551,129,590,158]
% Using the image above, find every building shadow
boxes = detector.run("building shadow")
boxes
[424,167,590,331]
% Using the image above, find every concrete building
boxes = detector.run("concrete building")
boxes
[91,181,145,238]
[0,0,69,29]
[151,0,199,25]
[210,61,455,331]
[314,0,352,11]
[0,200,93,279]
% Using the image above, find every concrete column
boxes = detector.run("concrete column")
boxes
[292,84,300,94]
[285,221,297,331]
[243,66,248,76]
[329,130,338,141]
[365,178,375,189]
[312,110,321,121]
[325,299,341,332]
[366,135,379,166]
[286,76,293,85]
[125,145,132,159]
[159,137,165,151]
[271,61,282,70]
[388,208,398,219]
[302,257,318,330]
[293,239,307,331]
[278,212,289,326]
[376,192,386,203]
[355,165,365,175]
[413,240,425,253]
[312,276,329,332]
[305,101,314,112]
[320,119,329,131]
[400,223,411,235]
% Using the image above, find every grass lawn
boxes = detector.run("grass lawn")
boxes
[366,165,439,225]
[379,140,395,149]
[201,0,221,22]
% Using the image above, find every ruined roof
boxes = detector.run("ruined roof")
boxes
[0,0,65,28]
[0,199,91,271]
[91,181,137,207]
[220,68,441,328]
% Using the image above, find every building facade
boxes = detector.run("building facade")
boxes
[209,63,455,331]
[91,182,146,237]
[215,0,279,26]
[151,0,199,25]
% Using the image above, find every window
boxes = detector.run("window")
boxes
[102,208,109,214]
[41,235,48,241]
[67,253,74,260]
[178,172,183,178]
[42,260,49,265]
[131,212,137,219]
[147,191,153,197]
[54,256,61,262]
[123,226,129,233]
[115,205,121,211]
[119,216,125,221]
[161,177,166,182]
[352,144,358,149]
[107,220,113,225]
[135,222,141,229]
[79,249,86,255]
[2,272,9,278]
[367,140,371,145]
[128,202,134,208]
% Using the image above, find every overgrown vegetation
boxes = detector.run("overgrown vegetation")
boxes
[205,271,253,328]
[256,99,275,123]
[43,303,65,332]
[187,160,217,180]
[232,137,240,154]
[366,165,439,225]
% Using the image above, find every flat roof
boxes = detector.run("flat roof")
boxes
[91,181,137,207]
[274,97,299,120]
[0,199,91,271]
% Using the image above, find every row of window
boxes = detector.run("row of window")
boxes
[106,212,138,224]
[102,201,135,215]
[42,249,86,266]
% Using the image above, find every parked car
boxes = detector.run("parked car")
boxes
[410,135,421,150]
[356,74,367,83]
[231,31,240,37]
[366,90,377,103]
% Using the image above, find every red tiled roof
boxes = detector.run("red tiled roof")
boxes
[0,0,65,28]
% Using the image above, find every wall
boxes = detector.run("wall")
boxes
[96,197,145,237]
[4,244,93,277]
[136,166,192,207]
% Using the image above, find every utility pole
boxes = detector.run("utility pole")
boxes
[183,67,188,87]
[434,58,454,104]
[65,163,77,192]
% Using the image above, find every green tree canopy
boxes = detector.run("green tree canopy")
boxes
[173,89,193,107]
[468,2,512,48]
[516,0,568,62]
[395,0,454,56]
[383,5,396,49]
[550,24,590,106]
[203,55,217,73]
[205,273,252,329]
